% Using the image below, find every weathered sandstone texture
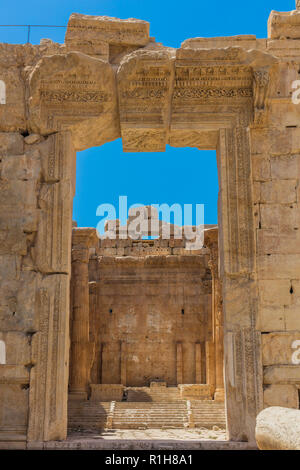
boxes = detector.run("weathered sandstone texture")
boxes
[0,5,300,448]
[256,407,300,450]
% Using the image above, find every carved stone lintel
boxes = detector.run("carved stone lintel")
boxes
[253,68,270,125]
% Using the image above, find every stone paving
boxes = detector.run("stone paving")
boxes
[68,427,227,441]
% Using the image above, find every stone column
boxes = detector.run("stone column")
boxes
[205,341,216,398]
[296,0,300,10]
[205,228,225,402]
[69,228,98,400]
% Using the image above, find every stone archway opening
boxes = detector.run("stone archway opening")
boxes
[68,142,227,438]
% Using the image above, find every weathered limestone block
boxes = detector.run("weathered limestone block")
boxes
[264,385,299,409]
[260,180,297,204]
[258,280,292,307]
[117,49,174,152]
[262,333,300,366]
[270,154,300,180]
[0,254,21,282]
[256,407,300,450]
[224,328,263,442]
[250,128,300,156]
[268,10,300,40]
[0,134,41,257]
[0,179,38,212]
[265,62,298,99]
[28,51,120,150]
[285,305,300,330]
[264,365,300,384]
[178,384,212,400]
[0,364,29,384]
[0,132,24,155]
[290,280,300,304]
[256,306,285,332]
[65,13,150,60]
[260,204,299,232]
[267,38,300,60]
[37,132,76,185]
[90,384,124,402]
[181,35,262,51]
[0,215,36,255]
[257,229,300,255]
[28,274,70,442]
[0,385,29,435]
[222,275,257,329]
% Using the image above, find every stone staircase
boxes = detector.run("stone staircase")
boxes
[68,399,226,432]
[68,400,110,433]
[191,401,226,429]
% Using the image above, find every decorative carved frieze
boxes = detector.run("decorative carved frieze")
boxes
[28,52,120,150]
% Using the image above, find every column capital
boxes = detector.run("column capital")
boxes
[72,227,99,249]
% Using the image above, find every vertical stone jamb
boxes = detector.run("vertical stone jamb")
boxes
[217,128,262,442]
[120,341,127,386]
[69,228,97,399]
[205,341,216,398]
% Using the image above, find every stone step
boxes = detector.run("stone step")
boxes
[68,400,226,431]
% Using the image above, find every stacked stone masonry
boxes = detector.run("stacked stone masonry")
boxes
[0,5,300,448]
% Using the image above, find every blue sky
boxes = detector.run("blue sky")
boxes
[0,0,295,226]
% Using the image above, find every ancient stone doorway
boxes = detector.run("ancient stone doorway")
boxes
[68,143,227,435]
[72,143,219,388]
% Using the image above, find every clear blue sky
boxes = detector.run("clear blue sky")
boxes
[0,0,295,226]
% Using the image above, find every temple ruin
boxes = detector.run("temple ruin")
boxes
[0,4,300,449]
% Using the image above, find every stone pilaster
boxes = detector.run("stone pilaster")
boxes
[69,228,98,399]
[205,228,225,402]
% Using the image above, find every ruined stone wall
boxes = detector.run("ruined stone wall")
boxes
[0,130,75,442]
[88,243,212,387]
[252,119,300,410]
